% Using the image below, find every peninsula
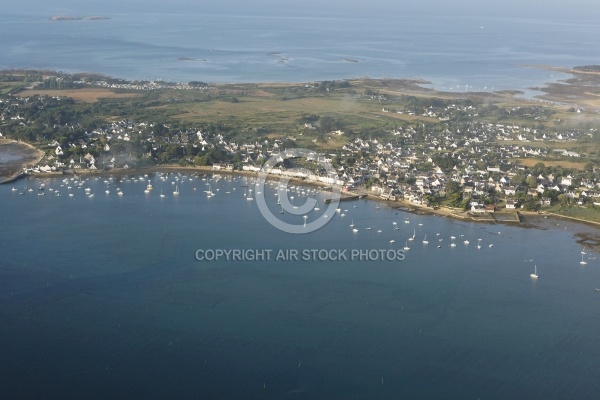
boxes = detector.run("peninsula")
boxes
[1,67,599,224]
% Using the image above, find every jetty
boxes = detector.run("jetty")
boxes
[0,171,27,185]
[324,194,361,204]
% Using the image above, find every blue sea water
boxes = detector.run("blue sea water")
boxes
[1,173,600,399]
[1,8,600,93]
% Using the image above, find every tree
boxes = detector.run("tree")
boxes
[557,194,568,204]
[365,177,378,188]
[445,180,460,196]
[318,116,338,133]
[584,162,595,172]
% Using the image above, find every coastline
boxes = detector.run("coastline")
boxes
[22,164,600,252]
[0,139,44,184]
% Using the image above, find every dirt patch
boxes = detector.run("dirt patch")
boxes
[16,88,139,103]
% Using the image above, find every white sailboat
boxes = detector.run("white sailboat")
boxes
[403,241,410,251]
[408,229,415,241]
[173,185,180,195]
[160,190,166,198]
[422,234,429,244]
[205,182,214,197]
[530,265,538,279]
[580,254,587,265]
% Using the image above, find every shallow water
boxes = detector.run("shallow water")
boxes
[1,12,599,93]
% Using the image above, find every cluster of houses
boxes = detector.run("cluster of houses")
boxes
[23,75,209,91]
[2,90,599,210]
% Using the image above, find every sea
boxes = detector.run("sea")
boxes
[1,173,600,399]
[2,5,600,95]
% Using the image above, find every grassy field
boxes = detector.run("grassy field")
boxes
[546,204,600,223]
[17,88,140,102]
[513,158,589,169]
[4,70,600,159]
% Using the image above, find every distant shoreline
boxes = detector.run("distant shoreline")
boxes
[50,16,110,21]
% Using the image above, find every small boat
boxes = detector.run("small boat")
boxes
[530,265,538,280]
[352,228,359,233]
[422,234,429,244]
[160,190,166,198]
[173,185,180,196]
[11,187,17,192]
[403,241,410,251]
[580,254,587,265]
[390,240,395,243]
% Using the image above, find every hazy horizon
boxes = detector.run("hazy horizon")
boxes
[4,0,600,21]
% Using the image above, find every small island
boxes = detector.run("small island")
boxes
[178,57,207,62]
[50,16,110,21]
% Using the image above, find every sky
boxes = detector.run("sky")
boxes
[4,0,600,20]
